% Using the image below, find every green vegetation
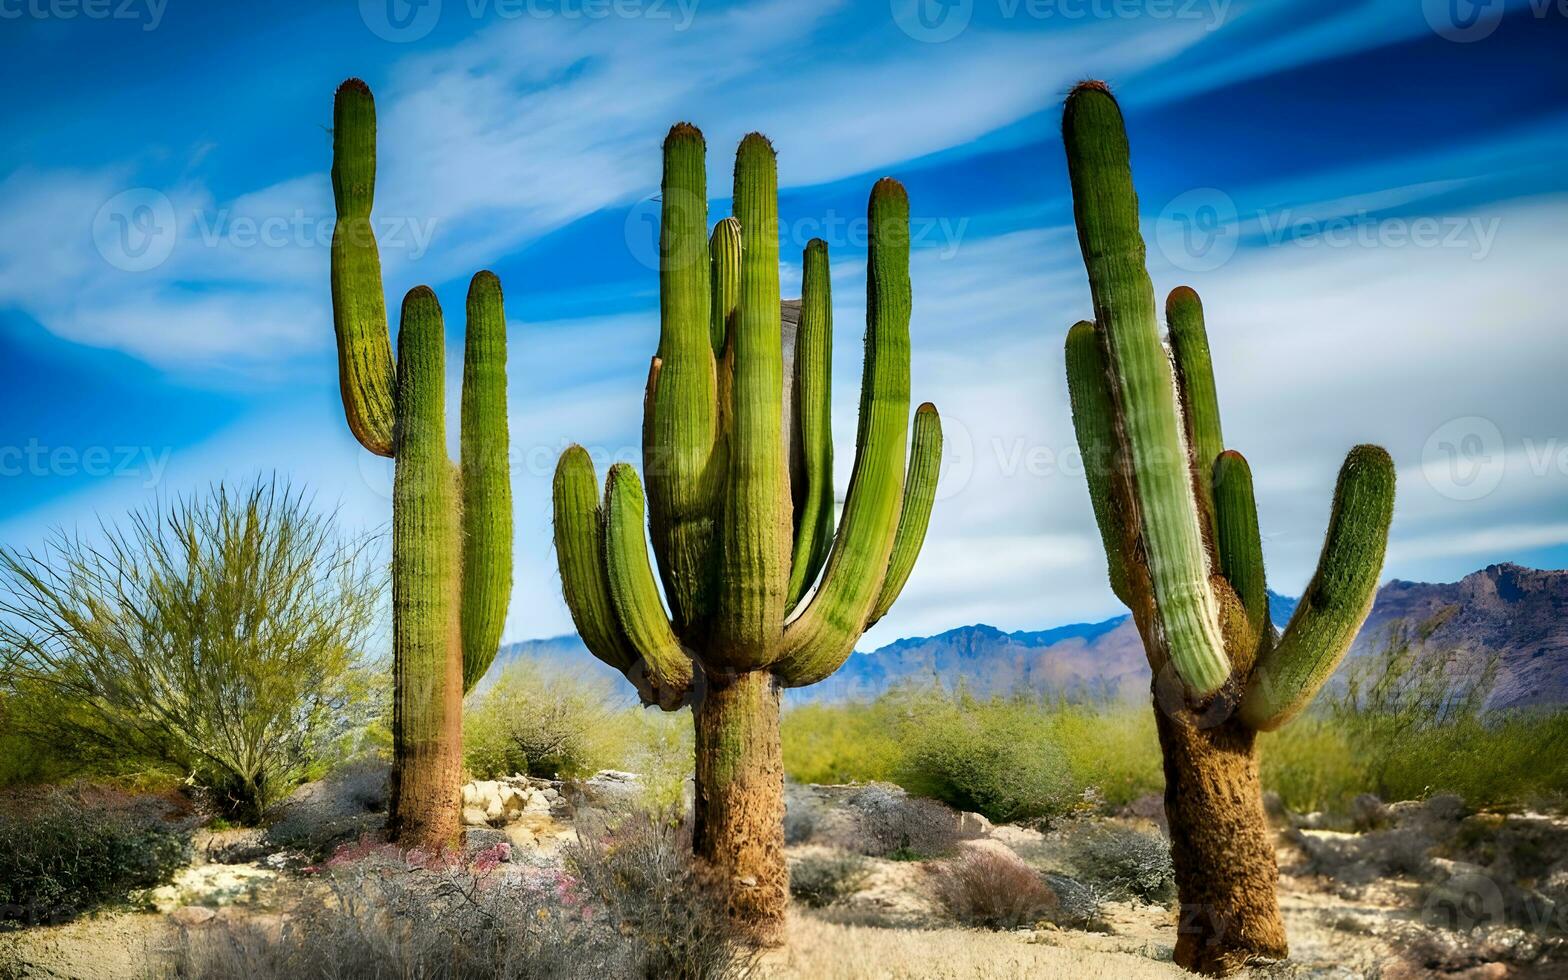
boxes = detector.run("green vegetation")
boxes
[0,478,383,822]
[329,78,513,849]
[463,659,692,814]
[0,785,190,925]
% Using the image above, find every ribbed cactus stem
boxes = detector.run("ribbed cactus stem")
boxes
[1167,285,1224,546]
[713,134,789,666]
[786,238,835,608]
[330,79,394,458]
[388,287,463,848]
[1063,84,1230,698]
[459,271,512,692]
[1213,450,1268,658]
[1065,320,1132,605]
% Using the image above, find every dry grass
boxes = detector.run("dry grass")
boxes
[762,912,1186,979]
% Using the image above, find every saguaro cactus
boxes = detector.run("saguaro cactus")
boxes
[331,79,513,850]
[1060,81,1395,975]
[552,125,941,940]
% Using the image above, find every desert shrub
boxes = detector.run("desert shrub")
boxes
[173,818,755,980]
[1264,620,1568,814]
[1048,703,1162,806]
[783,798,819,845]
[931,848,1058,930]
[848,785,966,860]
[0,785,189,925]
[789,852,870,907]
[566,812,758,979]
[464,659,692,805]
[0,478,383,822]
[781,700,903,785]
[261,756,390,859]
[896,692,1075,823]
[1062,821,1174,903]
[1040,872,1111,931]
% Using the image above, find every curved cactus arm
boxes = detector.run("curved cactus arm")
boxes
[712,134,790,666]
[330,79,395,457]
[1063,82,1230,699]
[457,271,512,692]
[1064,320,1133,606]
[644,123,718,634]
[774,178,913,688]
[552,447,640,676]
[1240,445,1395,731]
[710,218,741,451]
[1213,449,1269,663]
[1167,286,1224,548]
[603,464,697,710]
[391,286,462,820]
[786,239,836,610]
[867,402,942,627]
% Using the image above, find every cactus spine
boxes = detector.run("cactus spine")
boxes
[552,125,942,940]
[330,79,514,850]
[1061,81,1395,975]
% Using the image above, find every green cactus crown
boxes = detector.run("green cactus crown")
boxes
[552,124,943,705]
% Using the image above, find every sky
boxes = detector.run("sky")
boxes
[0,0,1565,652]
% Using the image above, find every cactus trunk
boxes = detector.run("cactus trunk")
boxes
[693,670,788,942]
[1155,689,1287,973]
[552,125,941,942]
[329,80,513,850]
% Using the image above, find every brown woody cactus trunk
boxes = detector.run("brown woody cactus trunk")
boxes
[693,669,788,944]
[1155,701,1288,975]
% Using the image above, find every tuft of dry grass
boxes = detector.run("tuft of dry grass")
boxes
[762,912,1186,979]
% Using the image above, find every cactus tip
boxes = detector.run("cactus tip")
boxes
[738,131,775,156]
[403,284,438,307]
[1167,285,1201,308]
[805,237,828,255]
[1069,79,1112,98]
[915,401,939,417]
[871,176,908,203]
[665,121,704,147]
[470,269,502,293]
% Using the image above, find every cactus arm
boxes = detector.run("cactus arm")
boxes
[711,217,741,360]
[786,239,836,609]
[1213,450,1269,660]
[1240,445,1395,731]
[390,286,462,830]
[774,179,913,688]
[1065,320,1133,605]
[601,464,697,710]
[457,271,513,692]
[330,79,395,458]
[643,124,717,635]
[1063,83,1230,698]
[867,402,942,627]
[1167,286,1224,548]
[712,134,790,665]
[552,447,639,675]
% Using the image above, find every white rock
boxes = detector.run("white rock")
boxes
[462,805,491,827]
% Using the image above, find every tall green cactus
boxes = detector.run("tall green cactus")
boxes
[552,125,942,940]
[331,79,513,850]
[1061,81,1394,975]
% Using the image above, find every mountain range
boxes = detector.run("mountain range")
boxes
[494,564,1568,710]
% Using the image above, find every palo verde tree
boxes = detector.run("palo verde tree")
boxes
[330,79,513,850]
[0,478,380,823]
[552,125,941,940]
[1060,82,1395,974]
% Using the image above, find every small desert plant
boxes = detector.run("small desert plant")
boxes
[0,785,189,925]
[464,659,619,779]
[1062,821,1175,903]
[0,478,383,823]
[789,852,870,908]
[783,798,820,845]
[931,848,1058,930]
[849,785,966,860]
[567,812,758,979]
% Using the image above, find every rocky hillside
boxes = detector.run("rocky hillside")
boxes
[498,565,1568,709]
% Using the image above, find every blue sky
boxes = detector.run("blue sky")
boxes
[1,0,1565,649]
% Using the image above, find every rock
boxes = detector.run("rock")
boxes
[462,805,491,827]
[1351,793,1390,831]
[147,862,277,914]
[959,811,993,837]
[463,827,511,857]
